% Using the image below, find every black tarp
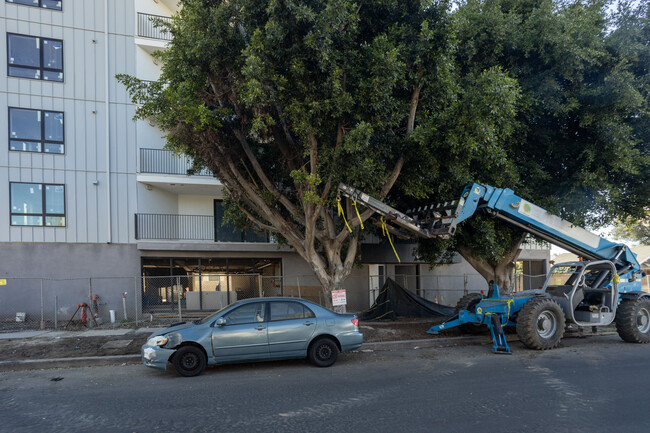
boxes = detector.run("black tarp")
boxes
[358,278,456,321]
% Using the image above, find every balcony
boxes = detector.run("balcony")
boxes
[138,148,222,195]
[140,148,213,177]
[138,13,173,40]
[136,213,214,241]
[135,213,274,247]
[135,12,172,54]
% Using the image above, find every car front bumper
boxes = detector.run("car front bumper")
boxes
[141,344,175,371]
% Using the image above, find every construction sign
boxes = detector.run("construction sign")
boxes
[332,289,347,306]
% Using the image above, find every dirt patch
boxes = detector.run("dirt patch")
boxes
[360,317,462,342]
[0,335,149,361]
[0,317,463,362]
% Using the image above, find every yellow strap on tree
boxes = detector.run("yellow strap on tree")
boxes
[381,216,401,263]
[352,201,364,229]
[337,197,352,233]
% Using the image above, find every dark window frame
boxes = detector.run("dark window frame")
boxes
[9,182,66,227]
[8,107,65,154]
[7,33,64,82]
[213,199,270,243]
[5,0,62,11]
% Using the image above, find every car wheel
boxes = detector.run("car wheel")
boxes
[172,346,206,377]
[308,337,339,367]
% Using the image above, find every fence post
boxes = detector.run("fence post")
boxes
[54,295,58,329]
[464,274,468,295]
[297,276,301,299]
[40,279,44,330]
[177,276,182,322]
[134,277,139,326]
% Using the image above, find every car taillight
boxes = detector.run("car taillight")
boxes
[351,318,359,327]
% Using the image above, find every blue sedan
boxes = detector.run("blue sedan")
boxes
[142,297,364,376]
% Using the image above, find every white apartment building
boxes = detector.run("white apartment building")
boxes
[0,0,549,320]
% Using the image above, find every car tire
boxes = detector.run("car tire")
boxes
[172,345,206,377]
[308,337,339,367]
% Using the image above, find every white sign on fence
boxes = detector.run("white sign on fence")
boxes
[332,289,347,306]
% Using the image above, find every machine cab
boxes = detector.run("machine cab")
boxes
[542,260,618,327]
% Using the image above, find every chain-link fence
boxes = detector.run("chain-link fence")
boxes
[3,271,646,331]
[0,277,141,331]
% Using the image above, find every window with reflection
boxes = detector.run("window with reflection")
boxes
[6,0,62,10]
[7,33,63,82]
[9,108,64,153]
[10,182,66,226]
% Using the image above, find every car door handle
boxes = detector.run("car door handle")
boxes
[256,325,266,330]
[304,321,314,326]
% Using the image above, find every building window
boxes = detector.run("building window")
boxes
[7,33,63,82]
[214,200,269,242]
[5,0,62,11]
[10,182,65,226]
[9,108,64,154]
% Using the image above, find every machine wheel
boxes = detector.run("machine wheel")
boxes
[308,337,339,367]
[455,293,485,334]
[172,345,207,377]
[516,298,565,350]
[615,297,650,344]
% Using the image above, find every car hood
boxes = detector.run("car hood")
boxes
[148,321,197,338]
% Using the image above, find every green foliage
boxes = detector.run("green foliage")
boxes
[419,0,649,266]
[612,211,650,244]
[117,0,648,281]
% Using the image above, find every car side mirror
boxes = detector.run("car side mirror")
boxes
[215,317,227,327]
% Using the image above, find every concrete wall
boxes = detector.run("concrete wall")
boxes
[0,242,140,323]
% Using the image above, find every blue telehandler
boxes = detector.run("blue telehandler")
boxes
[338,183,648,353]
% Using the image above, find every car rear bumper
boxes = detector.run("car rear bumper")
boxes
[339,331,364,352]
[141,344,175,371]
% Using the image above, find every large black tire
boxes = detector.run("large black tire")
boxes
[615,297,650,344]
[455,293,485,334]
[172,345,207,377]
[308,337,339,367]
[516,297,565,350]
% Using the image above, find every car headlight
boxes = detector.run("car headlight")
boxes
[147,335,169,347]
[165,333,183,348]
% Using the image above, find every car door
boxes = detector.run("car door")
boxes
[267,301,317,358]
[211,301,269,361]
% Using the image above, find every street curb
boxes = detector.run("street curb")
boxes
[0,354,141,372]
[0,331,616,372]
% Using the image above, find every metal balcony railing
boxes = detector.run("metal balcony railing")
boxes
[135,213,272,242]
[140,148,213,177]
[137,12,173,41]
[136,214,215,241]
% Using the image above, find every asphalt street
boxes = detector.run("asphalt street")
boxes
[1,334,649,433]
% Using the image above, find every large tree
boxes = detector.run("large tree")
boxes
[417,0,650,291]
[120,0,520,304]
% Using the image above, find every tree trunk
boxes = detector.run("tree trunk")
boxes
[457,234,526,295]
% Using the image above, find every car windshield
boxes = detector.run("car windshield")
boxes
[197,304,233,324]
